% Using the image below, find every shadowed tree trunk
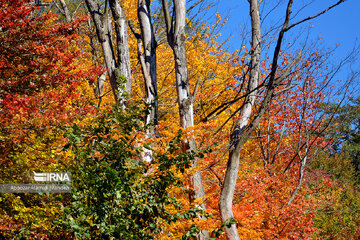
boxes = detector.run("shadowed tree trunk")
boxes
[135,0,158,162]
[138,0,158,126]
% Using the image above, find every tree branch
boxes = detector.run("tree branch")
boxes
[286,0,346,32]
[161,0,173,44]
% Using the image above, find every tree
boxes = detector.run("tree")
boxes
[137,0,158,127]
[128,0,159,163]
[324,96,360,174]
[85,0,131,106]
[64,103,206,239]
[0,0,100,238]
[161,0,209,239]
[219,1,346,239]
[1,0,356,239]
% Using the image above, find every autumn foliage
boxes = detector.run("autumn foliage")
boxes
[0,0,100,164]
[1,0,359,239]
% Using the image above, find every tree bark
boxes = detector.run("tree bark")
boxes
[138,0,158,126]
[162,0,209,239]
[109,0,131,95]
[133,0,158,163]
[219,1,261,239]
[85,0,131,106]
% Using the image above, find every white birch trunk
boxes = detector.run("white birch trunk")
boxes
[85,0,131,106]
[109,0,131,96]
[136,0,158,163]
[162,0,209,239]
[138,0,158,126]
[219,0,261,239]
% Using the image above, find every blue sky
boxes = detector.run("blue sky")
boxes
[212,0,359,55]
[206,0,360,99]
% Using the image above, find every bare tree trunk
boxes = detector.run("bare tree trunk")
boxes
[287,153,308,206]
[219,1,261,239]
[109,0,131,95]
[85,0,131,106]
[133,0,158,163]
[218,0,345,239]
[162,0,209,239]
[138,0,158,126]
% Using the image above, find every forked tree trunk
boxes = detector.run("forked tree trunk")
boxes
[138,0,158,126]
[85,0,131,106]
[162,0,209,239]
[137,0,158,162]
[219,0,344,239]
[219,1,261,239]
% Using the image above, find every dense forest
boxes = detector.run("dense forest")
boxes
[1,0,360,239]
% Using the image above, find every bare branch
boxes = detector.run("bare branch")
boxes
[286,0,346,32]
[58,0,72,22]
[161,0,172,42]
[287,142,309,206]
[128,20,141,39]
[273,83,298,96]
[274,51,302,85]
[187,0,203,13]
[268,0,293,85]
[192,78,201,103]
[270,121,287,165]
